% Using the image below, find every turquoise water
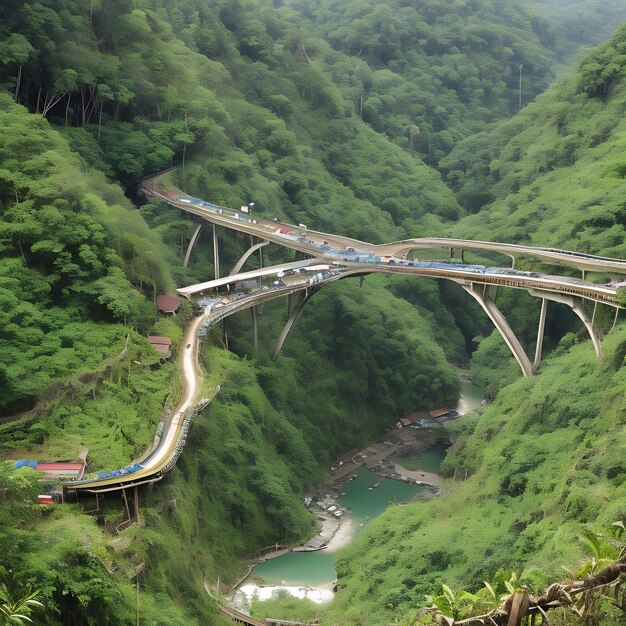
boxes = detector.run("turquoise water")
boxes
[248,550,337,586]
[250,468,427,586]
[247,385,489,590]
[460,381,485,410]
[403,441,449,473]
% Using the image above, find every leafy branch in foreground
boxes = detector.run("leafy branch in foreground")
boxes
[419,522,626,626]
[0,576,44,625]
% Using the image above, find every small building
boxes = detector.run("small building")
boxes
[396,410,430,429]
[429,407,450,419]
[148,336,172,358]
[156,294,181,314]
[35,463,84,479]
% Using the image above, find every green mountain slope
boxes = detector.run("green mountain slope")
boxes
[285,0,558,165]
[0,94,174,417]
[443,23,626,259]
[1,2,625,625]
[326,327,626,625]
[319,25,626,626]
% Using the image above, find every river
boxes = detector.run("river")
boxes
[234,383,484,607]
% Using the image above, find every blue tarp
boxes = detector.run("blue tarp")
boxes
[14,459,37,469]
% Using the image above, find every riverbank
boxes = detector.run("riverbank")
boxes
[330,428,443,488]
[230,383,485,611]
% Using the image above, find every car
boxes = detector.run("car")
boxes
[273,279,286,287]
[346,246,356,252]
[186,343,191,348]
[283,269,296,276]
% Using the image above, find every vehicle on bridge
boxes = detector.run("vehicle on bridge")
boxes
[353,255,382,263]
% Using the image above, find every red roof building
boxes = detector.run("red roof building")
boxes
[156,294,181,313]
[148,335,173,358]
[35,463,84,478]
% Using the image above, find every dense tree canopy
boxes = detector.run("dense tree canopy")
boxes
[1,1,626,625]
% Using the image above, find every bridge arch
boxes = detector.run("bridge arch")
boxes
[266,268,608,378]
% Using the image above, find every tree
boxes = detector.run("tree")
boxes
[0,34,35,102]
[92,267,145,324]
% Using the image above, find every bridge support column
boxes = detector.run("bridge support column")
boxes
[228,240,269,276]
[213,224,220,280]
[463,283,533,377]
[251,306,258,350]
[295,249,308,261]
[449,247,465,262]
[612,307,620,331]
[533,298,548,372]
[184,223,203,268]
[272,288,319,359]
[527,289,602,360]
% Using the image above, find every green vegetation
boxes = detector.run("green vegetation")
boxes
[1,0,626,625]
[0,94,174,416]
[286,0,557,165]
[325,326,626,625]
[0,576,44,625]
[444,23,626,258]
[250,590,320,623]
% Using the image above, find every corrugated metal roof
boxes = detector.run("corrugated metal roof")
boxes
[36,463,83,471]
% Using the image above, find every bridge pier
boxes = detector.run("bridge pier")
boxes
[272,288,319,359]
[527,289,602,359]
[229,240,269,276]
[612,307,620,330]
[251,306,258,350]
[184,223,203,268]
[213,224,220,280]
[533,298,548,372]
[462,283,533,377]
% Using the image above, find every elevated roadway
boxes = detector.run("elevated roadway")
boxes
[66,264,352,494]
[143,187,626,276]
[68,182,624,493]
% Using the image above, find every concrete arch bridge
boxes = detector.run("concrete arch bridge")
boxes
[153,186,625,378]
[64,182,625,495]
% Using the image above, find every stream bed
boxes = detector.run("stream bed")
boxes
[234,383,484,607]
[234,467,431,607]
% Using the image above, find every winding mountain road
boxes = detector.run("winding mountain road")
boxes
[66,180,625,494]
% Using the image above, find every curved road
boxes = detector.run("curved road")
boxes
[67,182,625,493]
[68,315,207,492]
[146,188,626,276]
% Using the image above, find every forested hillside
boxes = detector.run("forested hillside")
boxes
[285,0,558,165]
[1,0,625,625]
[327,326,626,626]
[443,22,626,257]
[321,22,626,626]
[535,0,626,50]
